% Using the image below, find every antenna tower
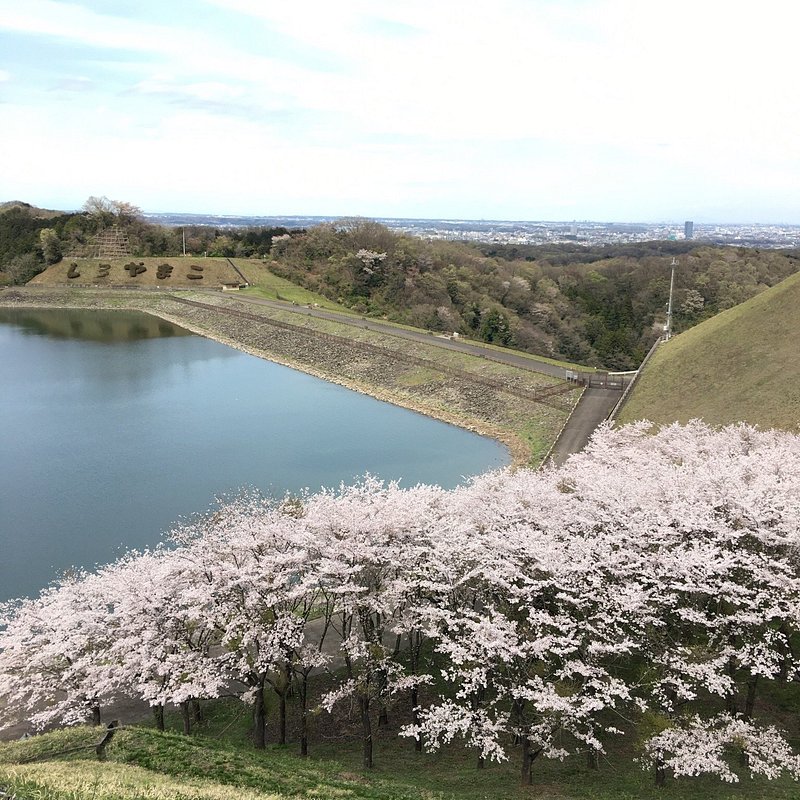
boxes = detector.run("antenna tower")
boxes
[665,257,677,341]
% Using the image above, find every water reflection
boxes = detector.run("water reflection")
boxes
[0,308,193,342]
[0,307,509,600]
[0,308,238,398]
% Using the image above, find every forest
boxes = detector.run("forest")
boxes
[3,199,800,370]
[1,421,799,788]
[266,221,800,369]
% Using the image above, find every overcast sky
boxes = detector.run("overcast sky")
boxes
[1,0,797,222]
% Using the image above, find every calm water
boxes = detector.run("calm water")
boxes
[0,308,508,600]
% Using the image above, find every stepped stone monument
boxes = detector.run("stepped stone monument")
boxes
[93,226,131,258]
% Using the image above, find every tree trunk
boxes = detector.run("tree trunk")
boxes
[473,686,488,770]
[299,672,309,758]
[252,685,266,749]
[191,698,203,726]
[521,736,533,785]
[411,685,422,752]
[273,660,291,746]
[181,701,191,735]
[725,656,738,715]
[655,758,666,787]
[359,694,373,769]
[518,730,545,786]
[744,674,759,720]
[91,703,102,727]
[278,691,287,745]
[408,629,424,752]
[378,704,389,728]
[587,748,600,770]
[153,704,165,731]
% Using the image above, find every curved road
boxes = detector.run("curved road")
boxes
[214,291,571,379]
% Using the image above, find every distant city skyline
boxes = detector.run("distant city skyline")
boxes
[1,1,799,223]
[142,212,800,249]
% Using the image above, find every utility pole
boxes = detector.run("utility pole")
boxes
[665,257,677,341]
[182,228,187,257]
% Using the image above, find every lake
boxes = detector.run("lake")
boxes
[0,307,508,600]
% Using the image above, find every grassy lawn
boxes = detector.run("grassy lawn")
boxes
[619,270,800,430]
[238,262,353,312]
[2,701,798,800]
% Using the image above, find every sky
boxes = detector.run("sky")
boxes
[1,0,798,223]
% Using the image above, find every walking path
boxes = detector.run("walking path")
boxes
[545,388,621,466]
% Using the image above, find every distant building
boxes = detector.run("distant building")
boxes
[684,220,694,239]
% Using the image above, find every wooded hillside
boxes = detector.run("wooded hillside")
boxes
[4,202,799,370]
[267,220,800,369]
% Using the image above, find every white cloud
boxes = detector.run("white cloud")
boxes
[1,0,799,219]
[135,79,245,102]
[0,0,179,55]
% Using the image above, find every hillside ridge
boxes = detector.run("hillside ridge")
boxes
[618,270,800,430]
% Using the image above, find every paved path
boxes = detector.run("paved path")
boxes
[545,388,621,466]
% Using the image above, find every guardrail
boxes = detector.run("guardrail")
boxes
[564,370,634,391]
[607,338,662,421]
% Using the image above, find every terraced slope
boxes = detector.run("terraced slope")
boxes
[618,270,800,431]
[28,256,244,288]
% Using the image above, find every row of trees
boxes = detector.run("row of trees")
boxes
[1,422,799,787]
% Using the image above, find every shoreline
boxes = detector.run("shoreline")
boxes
[141,307,524,466]
[0,287,575,467]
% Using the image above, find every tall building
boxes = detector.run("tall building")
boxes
[684,220,694,240]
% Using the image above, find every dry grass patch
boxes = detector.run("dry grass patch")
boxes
[0,760,281,800]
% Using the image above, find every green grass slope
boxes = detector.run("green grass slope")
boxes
[618,270,800,430]
[0,727,425,800]
[3,719,799,800]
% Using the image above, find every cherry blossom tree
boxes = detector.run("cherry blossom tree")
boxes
[2,419,799,790]
[0,571,116,730]
[403,471,642,783]
[169,494,317,749]
[99,550,224,733]
[641,714,800,784]
[400,421,800,784]
[305,478,446,769]
[557,420,800,784]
